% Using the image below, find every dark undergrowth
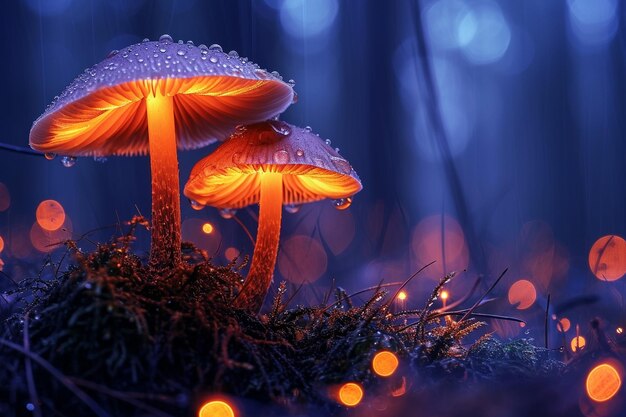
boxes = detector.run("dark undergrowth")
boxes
[0,217,614,417]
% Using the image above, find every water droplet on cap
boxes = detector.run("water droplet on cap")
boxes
[285,204,302,214]
[209,56,218,63]
[61,156,77,168]
[209,44,223,52]
[325,139,332,146]
[296,149,304,157]
[177,49,186,56]
[220,208,237,219]
[304,126,312,133]
[107,49,119,58]
[332,197,353,210]
[44,152,57,160]
[142,38,150,43]
[159,34,173,43]
[273,150,289,164]
[288,79,296,87]
[228,50,239,57]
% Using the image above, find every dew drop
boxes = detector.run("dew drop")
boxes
[61,156,77,168]
[209,56,218,63]
[107,49,119,58]
[332,197,353,210]
[186,40,194,46]
[228,50,239,57]
[273,150,289,164]
[331,157,352,174]
[142,38,150,43]
[159,34,173,43]
[190,200,205,211]
[304,126,312,132]
[44,152,56,160]
[325,139,332,145]
[232,152,242,164]
[285,204,302,214]
[296,149,304,157]
[209,44,223,52]
[177,49,186,56]
[288,79,296,87]
[219,208,237,219]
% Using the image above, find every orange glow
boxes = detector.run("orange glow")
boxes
[440,290,449,301]
[571,336,586,352]
[36,200,66,231]
[198,400,235,417]
[0,183,10,212]
[202,222,214,234]
[397,290,407,301]
[411,215,468,280]
[338,382,363,407]
[557,318,571,333]
[278,235,327,284]
[372,351,399,377]
[182,218,222,256]
[617,327,624,335]
[586,363,621,402]
[225,247,240,261]
[507,279,537,310]
[588,235,626,281]
[0,236,4,253]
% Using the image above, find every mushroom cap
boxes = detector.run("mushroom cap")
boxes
[184,121,362,208]
[29,36,294,157]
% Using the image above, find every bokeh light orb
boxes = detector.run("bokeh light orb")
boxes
[372,351,399,377]
[571,336,586,352]
[278,235,327,284]
[567,0,618,46]
[198,400,235,417]
[558,318,571,333]
[586,363,621,402]
[507,279,537,310]
[423,0,472,50]
[338,382,363,407]
[0,183,11,212]
[457,0,511,64]
[36,200,66,232]
[225,247,240,262]
[202,222,214,234]
[588,235,626,281]
[397,290,407,301]
[280,0,338,39]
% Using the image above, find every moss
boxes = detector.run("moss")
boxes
[0,218,566,416]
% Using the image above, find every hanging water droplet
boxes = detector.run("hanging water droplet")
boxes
[209,44,223,52]
[287,79,296,87]
[332,197,353,210]
[107,49,119,58]
[44,152,56,160]
[285,204,302,214]
[61,156,77,168]
[219,208,237,219]
[273,150,289,164]
[296,149,304,157]
[190,200,206,211]
[159,34,173,43]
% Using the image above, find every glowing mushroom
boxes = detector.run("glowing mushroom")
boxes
[29,35,294,269]
[184,121,362,312]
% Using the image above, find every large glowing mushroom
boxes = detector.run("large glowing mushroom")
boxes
[184,121,362,312]
[29,35,294,269]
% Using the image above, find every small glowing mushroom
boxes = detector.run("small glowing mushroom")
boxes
[30,35,294,269]
[184,121,362,312]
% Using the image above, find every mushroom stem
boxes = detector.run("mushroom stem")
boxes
[235,171,283,312]
[146,93,182,269]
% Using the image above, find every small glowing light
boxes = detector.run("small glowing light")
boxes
[202,222,214,234]
[198,400,235,417]
[372,351,399,377]
[571,336,586,352]
[557,318,571,332]
[338,382,363,407]
[617,327,623,335]
[397,291,407,301]
[507,279,537,310]
[586,363,621,402]
[440,290,449,301]
[0,236,4,253]
[36,200,66,231]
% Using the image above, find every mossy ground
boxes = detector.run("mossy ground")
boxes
[0,218,610,417]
